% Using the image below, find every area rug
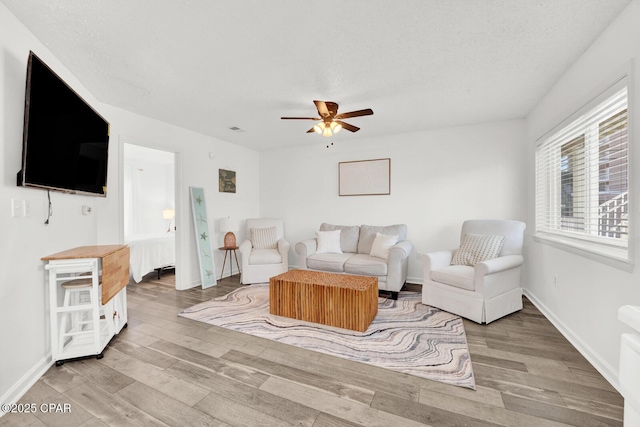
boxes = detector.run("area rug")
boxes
[179,284,475,389]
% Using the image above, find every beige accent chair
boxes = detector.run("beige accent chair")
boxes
[239,218,290,284]
[422,219,526,324]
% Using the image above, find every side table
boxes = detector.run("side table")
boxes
[219,246,240,281]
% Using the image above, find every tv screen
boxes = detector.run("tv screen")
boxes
[17,51,110,196]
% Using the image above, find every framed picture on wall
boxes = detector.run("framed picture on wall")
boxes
[339,158,390,196]
[219,169,236,193]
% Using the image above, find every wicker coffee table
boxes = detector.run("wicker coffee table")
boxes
[269,270,378,332]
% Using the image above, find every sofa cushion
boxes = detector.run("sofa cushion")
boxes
[316,230,343,254]
[369,232,399,260]
[320,223,360,253]
[249,248,282,265]
[307,253,354,272]
[431,265,475,291]
[344,254,388,276]
[358,224,407,254]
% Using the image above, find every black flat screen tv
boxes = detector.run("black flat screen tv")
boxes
[17,51,110,196]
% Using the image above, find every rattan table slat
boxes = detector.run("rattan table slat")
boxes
[269,270,378,332]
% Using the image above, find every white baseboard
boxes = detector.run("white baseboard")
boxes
[523,289,620,392]
[178,279,202,290]
[180,267,239,290]
[219,267,240,279]
[406,276,423,285]
[0,354,53,417]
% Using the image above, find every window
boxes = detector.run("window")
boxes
[535,78,629,260]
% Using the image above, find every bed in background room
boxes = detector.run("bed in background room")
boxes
[125,233,175,282]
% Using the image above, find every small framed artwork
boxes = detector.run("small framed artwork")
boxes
[219,169,236,193]
[339,158,390,196]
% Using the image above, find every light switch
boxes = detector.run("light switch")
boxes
[11,199,23,217]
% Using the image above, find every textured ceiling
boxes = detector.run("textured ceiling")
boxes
[1,0,632,151]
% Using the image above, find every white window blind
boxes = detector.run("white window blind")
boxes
[535,78,629,256]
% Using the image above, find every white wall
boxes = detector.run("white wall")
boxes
[524,0,640,388]
[260,120,528,282]
[102,113,260,289]
[0,3,260,406]
[0,5,104,406]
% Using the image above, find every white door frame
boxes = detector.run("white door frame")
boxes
[118,135,183,289]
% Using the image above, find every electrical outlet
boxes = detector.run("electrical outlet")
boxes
[416,252,422,260]
[23,200,30,217]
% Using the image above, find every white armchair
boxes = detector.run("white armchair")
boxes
[238,218,290,284]
[422,219,526,324]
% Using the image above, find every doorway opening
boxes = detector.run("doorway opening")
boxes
[122,143,178,287]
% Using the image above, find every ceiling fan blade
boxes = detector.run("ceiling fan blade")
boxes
[335,120,360,132]
[281,117,321,120]
[335,108,374,120]
[306,127,316,133]
[314,100,330,118]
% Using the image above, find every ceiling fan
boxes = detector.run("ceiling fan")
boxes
[281,100,374,139]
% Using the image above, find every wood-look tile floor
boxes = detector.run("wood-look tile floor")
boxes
[3,273,623,426]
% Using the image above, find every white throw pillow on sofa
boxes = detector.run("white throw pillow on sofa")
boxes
[316,230,343,254]
[369,232,399,260]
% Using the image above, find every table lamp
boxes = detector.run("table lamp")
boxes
[219,217,239,248]
[162,208,175,232]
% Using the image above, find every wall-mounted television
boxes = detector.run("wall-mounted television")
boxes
[17,51,110,196]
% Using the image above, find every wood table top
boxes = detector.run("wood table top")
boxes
[271,270,377,291]
[42,245,128,261]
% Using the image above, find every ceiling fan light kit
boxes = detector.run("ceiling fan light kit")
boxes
[281,100,373,147]
[313,121,342,137]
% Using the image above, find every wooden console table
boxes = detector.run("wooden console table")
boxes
[42,245,129,365]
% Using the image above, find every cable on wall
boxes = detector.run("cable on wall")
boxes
[44,190,52,225]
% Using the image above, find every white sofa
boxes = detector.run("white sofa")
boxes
[295,223,413,299]
[422,219,526,324]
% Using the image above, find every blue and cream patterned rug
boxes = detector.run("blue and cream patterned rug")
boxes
[179,284,475,389]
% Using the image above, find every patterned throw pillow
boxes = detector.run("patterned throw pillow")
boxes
[251,227,278,249]
[451,234,505,266]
